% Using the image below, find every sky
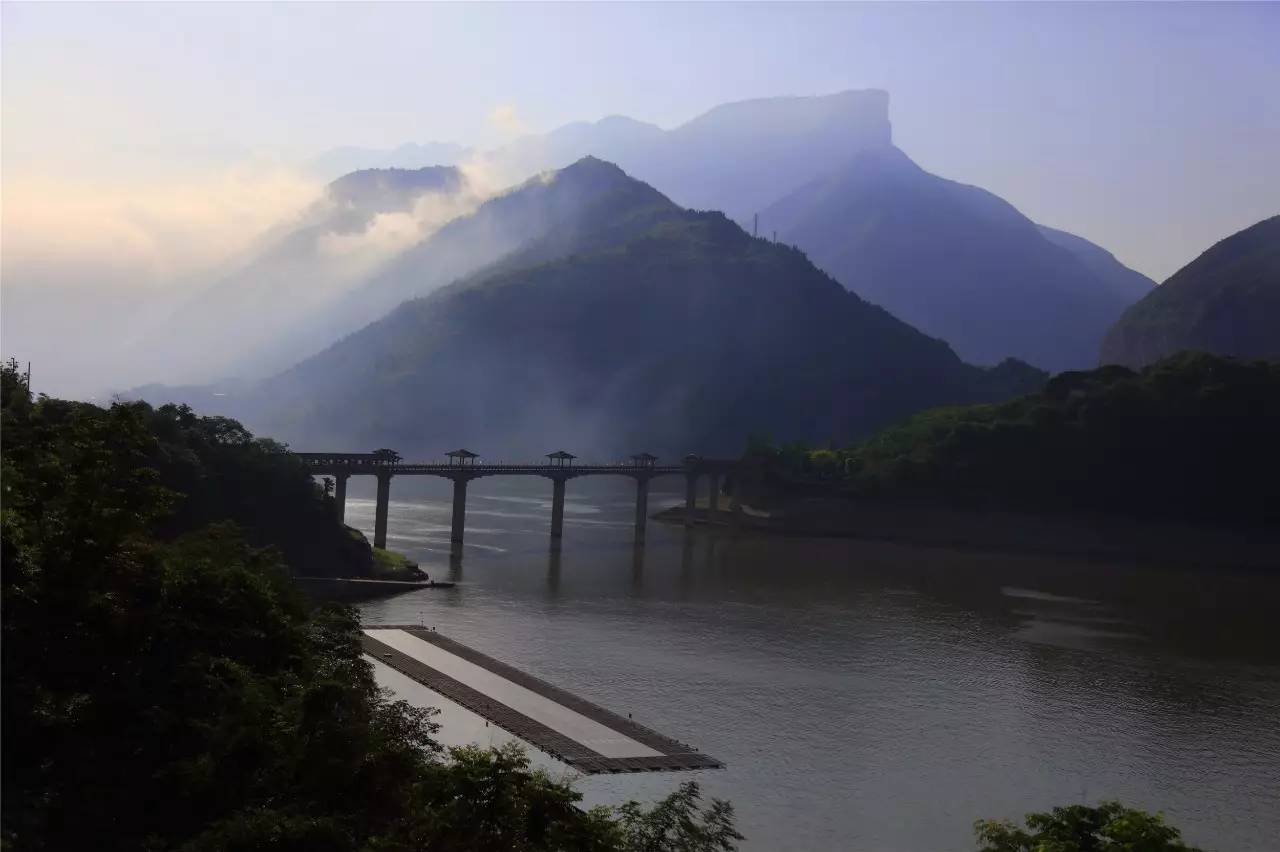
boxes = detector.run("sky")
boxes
[2,1,1278,394]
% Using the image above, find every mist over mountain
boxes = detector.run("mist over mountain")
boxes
[312,90,1150,375]
[307,141,472,180]
[108,89,1150,400]
[343,90,894,225]
[131,165,476,383]
[1100,216,1280,368]
[1035,225,1155,306]
[759,146,1154,372]
[221,159,1043,457]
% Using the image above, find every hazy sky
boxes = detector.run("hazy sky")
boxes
[2,1,1277,286]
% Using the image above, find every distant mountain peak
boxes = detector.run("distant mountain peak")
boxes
[326,164,464,208]
[557,154,628,178]
[691,89,891,139]
[761,144,1155,371]
[512,156,673,210]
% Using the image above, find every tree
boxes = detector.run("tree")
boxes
[614,781,743,852]
[1,362,741,851]
[974,801,1204,852]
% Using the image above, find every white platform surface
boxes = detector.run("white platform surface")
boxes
[365,628,662,759]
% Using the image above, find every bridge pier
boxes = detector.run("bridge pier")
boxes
[373,471,392,549]
[333,473,349,523]
[550,478,566,539]
[634,476,650,539]
[296,450,741,546]
[684,474,698,526]
[450,477,469,545]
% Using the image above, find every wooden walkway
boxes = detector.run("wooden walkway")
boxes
[362,627,722,774]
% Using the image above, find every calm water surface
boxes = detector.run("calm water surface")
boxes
[346,477,1280,852]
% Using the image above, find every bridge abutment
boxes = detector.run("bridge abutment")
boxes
[374,471,392,549]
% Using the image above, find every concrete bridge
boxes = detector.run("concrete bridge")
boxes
[295,449,741,549]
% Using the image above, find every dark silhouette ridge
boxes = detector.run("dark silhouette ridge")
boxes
[1100,215,1280,367]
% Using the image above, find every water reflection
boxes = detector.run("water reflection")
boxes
[547,542,561,595]
[346,484,1280,852]
[631,542,645,594]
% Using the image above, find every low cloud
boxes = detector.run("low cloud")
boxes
[315,171,491,271]
[2,167,323,291]
[1,164,323,397]
[487,103,528,137]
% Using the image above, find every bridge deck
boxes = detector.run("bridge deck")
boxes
[389,463,685,475]
[300,462,685,475]
[362,627,722,774]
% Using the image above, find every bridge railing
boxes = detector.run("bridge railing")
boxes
[294,453,737,476]
[296,457,687,472]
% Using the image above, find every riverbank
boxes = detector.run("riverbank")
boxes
[294,575,455,602]
[654,499,1280,570]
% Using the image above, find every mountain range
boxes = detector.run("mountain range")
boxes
[761,145,1154,371]
[129,90,1186,452]
[1100,215,1280,367]
[224,159,1043,456]
[282,91,1154,374]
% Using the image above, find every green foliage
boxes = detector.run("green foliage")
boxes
[614,781,743,852]
[1,361,741,851]
[755,352,1280,525]
[369,546,424,580]
[974,801,1203,852]
[1,358,371,580]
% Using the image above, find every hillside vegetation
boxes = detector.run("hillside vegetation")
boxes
[1,362,372,579]
[758,352,1280,526]
[0,361,743,851]
[1100,215,1280,367]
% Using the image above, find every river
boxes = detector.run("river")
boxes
[346,476,1280,852]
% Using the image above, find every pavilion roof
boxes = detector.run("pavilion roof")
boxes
[546,450,577,459]
[630,452,659,461]
[446,448,479,458]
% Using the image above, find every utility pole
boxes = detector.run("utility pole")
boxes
[753,213,758,238]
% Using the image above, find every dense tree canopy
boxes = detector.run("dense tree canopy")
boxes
[975,801,1203,852]
[751,352,1280,526]
[0,360,1210,850]
[0,361,742,851]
